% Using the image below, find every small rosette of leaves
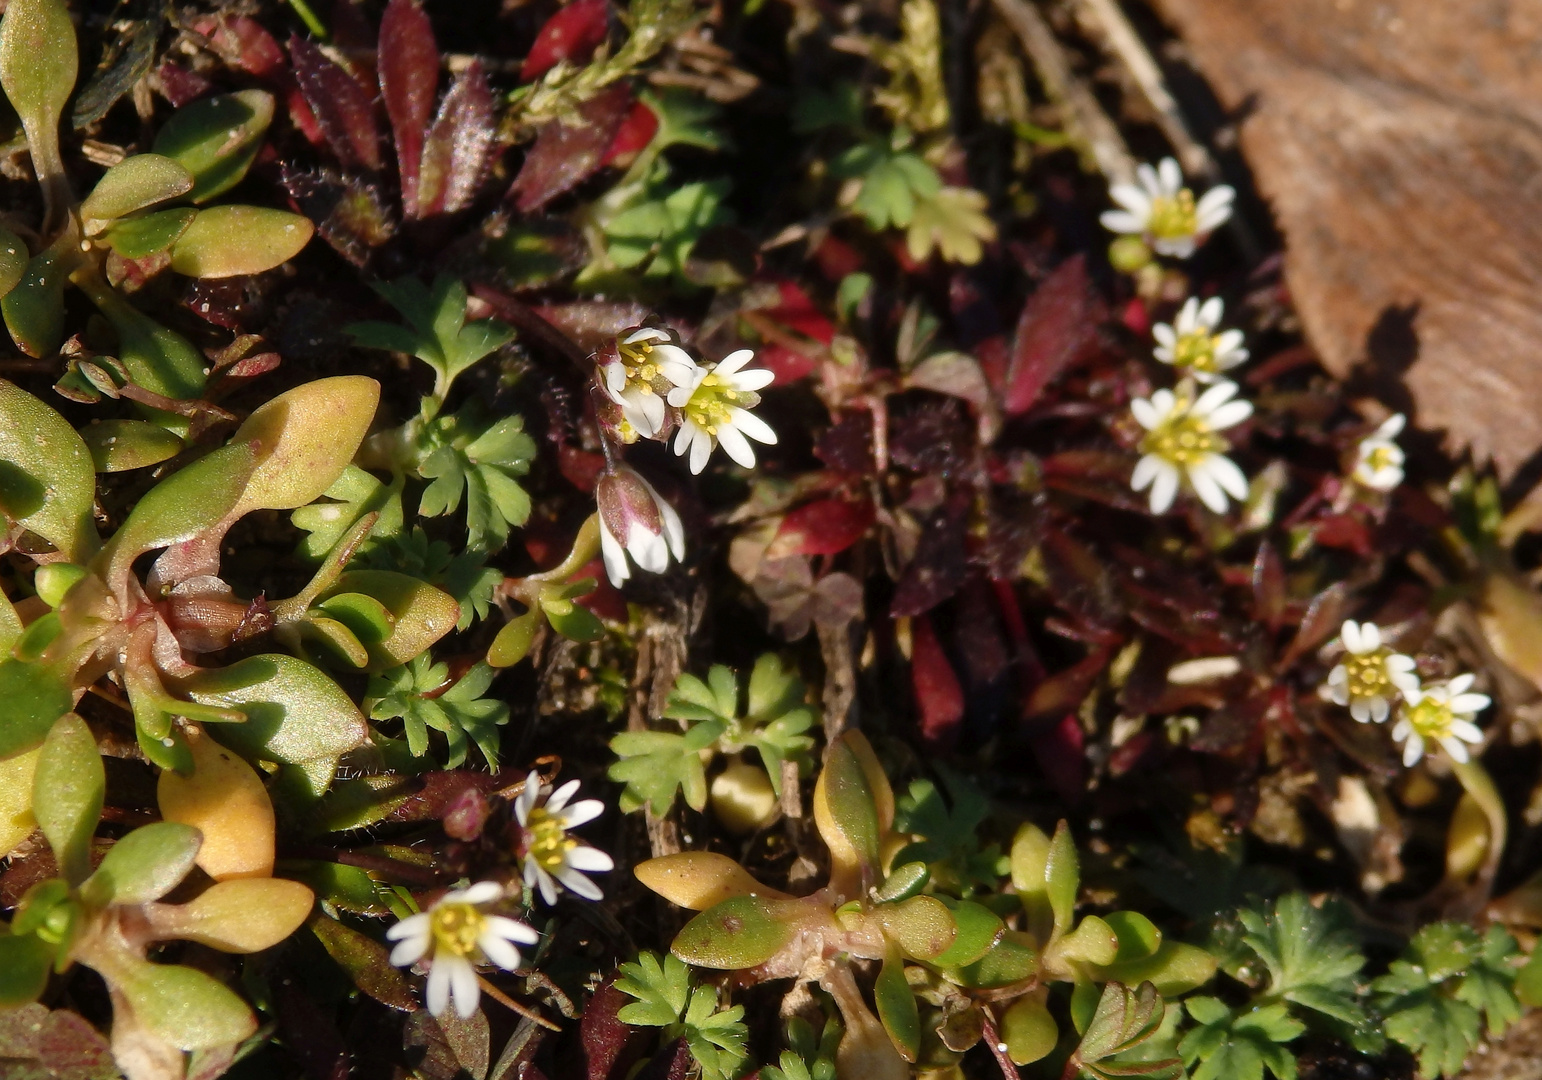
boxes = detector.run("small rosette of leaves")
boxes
[412,403,536,555]
[1179,997,1303,1080]
[364,526,501,631]
[761,1015,842,1080]
[613,951,750,1080]
[366,655,509,768]
[608,653,816,815]
[1372,922,1522,1079]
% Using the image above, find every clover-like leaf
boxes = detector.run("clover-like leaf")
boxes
[292,464,406,561]
[367,655,509,767]
[1238,892,1372,1034]
[347,275,515,402]
[609,719,725,814]
[1179,997,1303,1080]
[413,405,535,554]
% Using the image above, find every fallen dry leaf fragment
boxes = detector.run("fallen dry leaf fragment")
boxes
[1152,0,1542,475]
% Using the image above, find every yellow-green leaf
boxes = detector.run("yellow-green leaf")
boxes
[0,379,97,560]
[169,205,314,278]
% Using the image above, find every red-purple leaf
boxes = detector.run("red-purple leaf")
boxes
[1004,254,1106,415]
[632,1039,693,1080]
[889,504,968,617]
[416,61,496,217]
[600,98,659,166]
[765,497,874,559]
[912,613,964,750]
[379,0,440,211]
[1281,580,1349,668]
[1252,539,1286,631]
[582,978,652,1080]
[1029,714,1086,803]
[290,33,383,171]
[520,0,611,83]
[509,83,632,212]
[157,62,212,108]
[190,14,286,77]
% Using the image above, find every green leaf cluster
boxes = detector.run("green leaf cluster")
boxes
[604,178,733,284]
[608,654,816,814]
[413,404,536,555]
[367,656,509,768]
[892,766,1001,894]
[364,527,501,631]
[832,141,940,231]
[1071,981,1182,1080]
[760,1015,841,1080]
[1179,997,1302,1080]
[1372,922,1522,1079]
[614,951,750,1080]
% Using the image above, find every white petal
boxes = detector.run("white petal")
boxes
[1214,329,1246,355]
[387,912,431,941]
[1205,400,1253,431]
[450,955,481,1018]
[546,779,581,815]
[1368,696,1390,723]
[555,866,605,900]
[486,914,540,944]
[1153,236,1198,258]
[1188,459,1229,513]
[600,519,631,587]
[1446,673,1476,695]
[716,422,758,469]
[1196,296,1224,329]
[1450,694,1491,715]
[1100,209,1148,234]
[1152,323,1177,348]
[1385,654,1416,674]
[426,957,454,1017]
[727,406,777,445]
[556,798,605,828]
[627,528,669,573]
[1439,736,1470,765]
[515,773,540,824]
[1156,158,1183,195]
[1402,732,1425,767]
[604,362,629,396]
[478,930,524,972]
[623,327,670,344]
[1377,414,1406,439]
[715,349,756,376]
[673,421,697,457]
[630,389,666,437]
[390,934,430,967]
[1130,397,1162,430]
[532,863,560,906]
[1340,621,1364,654]
[1193,380,1239,415]
[690,429,713,474]
[1149,388,1176,416]
[1350,699,1370,724]
[1149,462,1180,514]
[1109,183,1152,214]
[658,494,686,561]
[1204,454,1249,500]
[565,844,614,872]
[730,368,776,392]
[1360,623,1382,651]
[1131,453,1163,492]
[1449,719,1485,744]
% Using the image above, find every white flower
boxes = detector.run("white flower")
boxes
[515,771,614,905]
[1324,620,1416,724]
[1351,414,1406,492]
[667,349,777,474]
[1391,674,1489,767]
[602,327,700,441]
[596,466,686,586]
[1130,379,1252,514]
[1101,157,1234,258]
[1152,296,1248,382]
[386,881,539,1018]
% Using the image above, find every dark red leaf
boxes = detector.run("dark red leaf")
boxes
[632,1039,693,1080]
[1120,296,1150,337]
[1024,648,1110,720]
[379,0,440,211]
[599,98,658,166]
[287,84,326,147]
[766,280,836,344]
[279,165,395,266]
[1281,580,1349,667]
[1004,254,1106,415]
[509,83,633,213]
[1312,512,1374,556]
[521,0,611,82]
[416,61,497,217]
[531,300,651,351]
[813,234,864,280]
[275,976,351,1080]
[1108,730,1157,775]
[756,343,819,383]
[558,444,606,492]
[1039,527,1124,630]
[1029,714,1086,803]
[889,504,968,617]
[1252,539,1286,631]
[912,613,964,750]
[191,14,286,77]
[290,34,383,170]
[582,977,652,1080]
[382,769,517,824]
[157,61,213,107]
[815,412,875,474]
[766,497,874,558]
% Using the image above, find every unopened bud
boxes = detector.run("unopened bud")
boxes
[595,466,686,587]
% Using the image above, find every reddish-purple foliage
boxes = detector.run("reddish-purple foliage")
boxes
[379,0,440,210]
[1004,254,1106,415]
[580,978,652,1080]
[889,502,968,617]
[290,34,383,171]
[416,62,497,217]
[767,497,874,558]
[510,84,634,212]
[521,0,611,82]
[912,612,964,750]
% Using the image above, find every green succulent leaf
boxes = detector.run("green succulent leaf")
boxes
[2,233,71,358]
[107,956,256,1051]
[364,526,501,631]
[169,205,314,278]
[0,659,72,760]
[80,822,201,908]
[874,947,920,1061]
[0,379,98,560]
[1001,995,1058,1066]
[0,931,55,1006]
[0,224,27,300]
[32,713,104,887]
[80,153,194,228]
[80,418,185,472]
[323,570,459,671]
[1179,997,1303,1080]
[0,0,76,197]
[671,894,797,970]
[74,272,208,401]
[367,655,509,768]
[151,90,275,202]
[102,208,199,261]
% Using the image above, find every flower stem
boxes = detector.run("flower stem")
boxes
[476,975,561,1031]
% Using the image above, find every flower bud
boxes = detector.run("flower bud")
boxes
[595,466,686,586]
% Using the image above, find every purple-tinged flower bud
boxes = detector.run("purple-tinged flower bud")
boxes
[595,466,686,586]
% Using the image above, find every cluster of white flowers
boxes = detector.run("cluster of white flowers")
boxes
[1321,619,1488,767]
[600,327,778,473]
[388,772,613,1018]
[1101,157,1234,259]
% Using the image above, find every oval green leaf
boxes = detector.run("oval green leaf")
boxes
[874,861,930,904]
[487,608,541,668]
[101,207,198,259]
[0,658,72,759]
[875,948,920,1062]
[0,931,54,1006]
[81,153,194,228]
[951,932,1038,989]
[1055,914,1119,967]
[0,224,26,300]
[326,570,458,671]
[32,713,103,886]
[80,821,201,908]
[110,956,257,1050]
[1093,940,1218,997]
[1106,910,1162,963]
[80,418,185,472]
[1,235,70,358]
[0,0,76,182]
[1045,820,1078,939]
[671,894,797,969]
[169,205,314,278]
[931,901,1004,968]
[879,894,956,962]
[151,90,275,202]
[1001,995,1058,1066]
[230,376,380,514]
[74,272,207,400]
[813,735,881,873]
[0,379,97,560]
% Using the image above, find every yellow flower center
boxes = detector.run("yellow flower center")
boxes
[1147,189,1197,241]
[618,340,662,385]
[525,807,577,874]
[681,372,743,437]
[430,902,486,959]
[1172,330,1218,372]
[1405,696,1456,741]
[1139,408,1224,466]
[1343,649,1393,700]
[1363,445,1398,472]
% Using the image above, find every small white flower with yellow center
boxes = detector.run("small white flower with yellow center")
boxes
[1325,620,1416,724]
[515,771,614,905]
[603,327,700,441]
[596,466,686,586]
[386,882,539,1018]
[667,349,777,474]
[1351,414,1406,492]
[1152,296,1248,382]
[1391,674,1489,767]
[1101,158,1235,259]
[1130,380,1252,514]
